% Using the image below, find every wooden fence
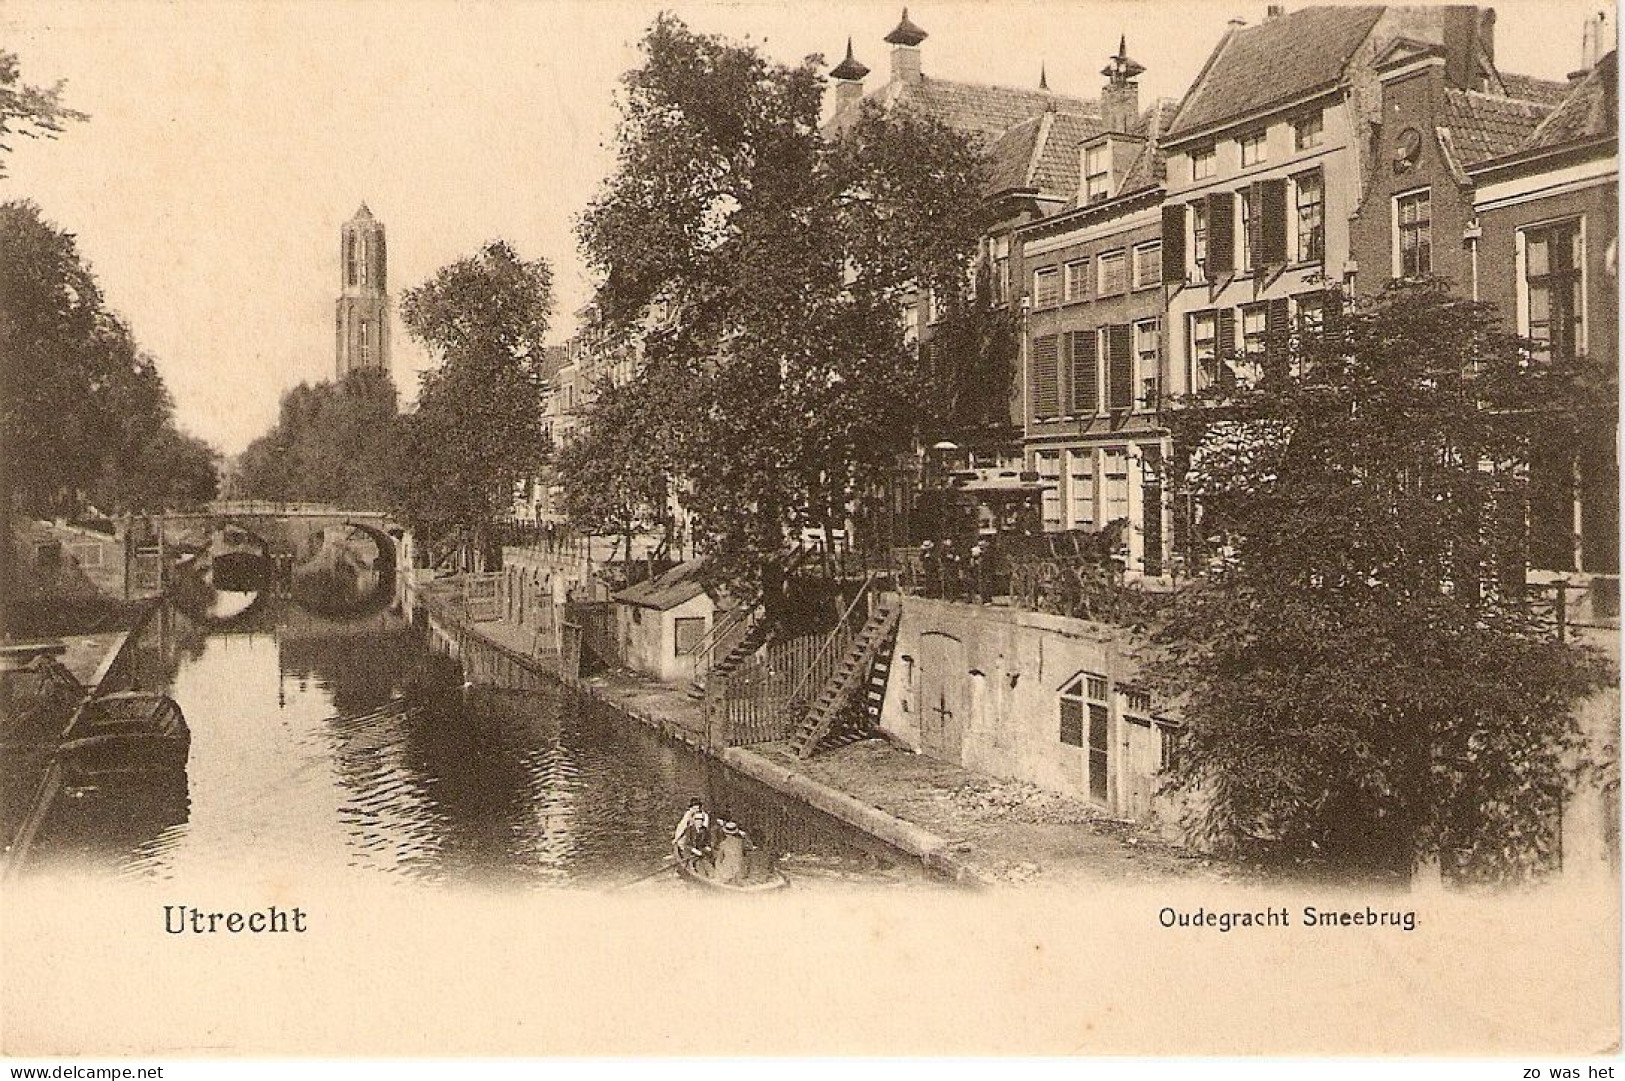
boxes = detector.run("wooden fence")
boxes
[462,572,503,621]
[717,632,827,746]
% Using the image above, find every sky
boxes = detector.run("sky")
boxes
[1,0,1609,455]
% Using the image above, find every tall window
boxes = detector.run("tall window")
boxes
[1098,250,1127,295]
[1191,201,1210,278]
[1084,143,1111,203]
[1059,672,1111,802]
[346,234,358,285]
[1132,242,1161,289]
[1033,266,1061,308]
[991,235,1011,305]
[1036,450,1063,530]
[1064,259,1089,302]
[1295,170,1324,263]
[1240,130,1267,167]
[1294,110,1323,150]
[1237,188,1254,271]
[358,236,369,285]
[1240,304,1267,384]
[1191,311,1218,387]
[1523,219,1584,362]
[1396,189,1432,278]
[1066,450,1095,529]
[1191,145,1216,180]
[1135,319,1160,410]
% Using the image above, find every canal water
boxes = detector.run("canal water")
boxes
[25,599,926,890]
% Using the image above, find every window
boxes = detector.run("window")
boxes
[1102,447,1130,530]
[1059,672,1111,802]
[1294,111,1323,150]
[1191,145,1216,180]
[1396,189,1432,278]
[1066,450,1095,529]
[1098,251,1127,295]
[1064,259,1088,302]
[359,319,372,363]
[990,235,1011,304]
[345,234,358,285]
[1237,188,1254,271]
[1240,130,1267,167]
[1191,202,1210,277]
[1523,219,1584,362]
[1032,334,1061,418]
[1295,170,1324,263]
[1132,242,1161,289]
[1191,310,1218,386]
[1033,266,1061,308]
[1035,450,1063,530]
[1295,294,1324,362]
[674,616,706,655]
[358,237,368,285]
[1084,143,1111,203]
[1134,319,1160,410]
[1240,303,1268,384]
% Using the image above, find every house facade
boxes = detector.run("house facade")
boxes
[1012,45,1178,578]
[1348,25,1616,593]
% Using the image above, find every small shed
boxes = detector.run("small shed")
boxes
[611,559,717,683]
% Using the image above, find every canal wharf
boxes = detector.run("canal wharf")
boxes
[419,585,1225,888]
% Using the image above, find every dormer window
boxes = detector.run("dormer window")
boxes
[1240,130,1267,167]
[1191,144,1217,181]
[1084,143,1111,203]
[1294,111,1324,151]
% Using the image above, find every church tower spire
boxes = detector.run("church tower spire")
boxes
[335,204,390,379]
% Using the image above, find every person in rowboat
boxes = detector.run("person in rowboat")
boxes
[673,798,713,862]
[712,820,752,885]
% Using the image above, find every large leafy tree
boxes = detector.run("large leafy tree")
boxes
[573,15,989,599]
[1151,280,1612,882]
[1,200,217,517]
[387,241,552,568]
[235,368,397,506]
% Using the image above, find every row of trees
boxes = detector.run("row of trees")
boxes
[1,199,220,518]
[235,369,397,507]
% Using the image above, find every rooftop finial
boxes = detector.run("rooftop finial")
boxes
[885,7,928,47]
[1039,62,1049,91]
[831,36,871,81]
[1101,36,1146,83]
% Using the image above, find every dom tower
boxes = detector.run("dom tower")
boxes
[334,204,390,379]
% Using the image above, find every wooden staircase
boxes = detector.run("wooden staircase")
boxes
[789,602,900,759]
[685,606,770,701]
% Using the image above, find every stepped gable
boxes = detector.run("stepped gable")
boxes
[1440,87,1555,163]
[1166,6,1385,139]
[1520,50,1617,152]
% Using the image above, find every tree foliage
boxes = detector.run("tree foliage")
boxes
[571,15,992,591]
[386,241,552,565]
[235,368,397,506]
[0,50,87,177]
[1149,280,1612,881]
[0,199,218,516]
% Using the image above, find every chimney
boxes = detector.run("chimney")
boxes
[830,37,870,120]
[1266,5,1284,19]
[1441,5,1491,91]
[1100,35,1145,134]
[885,7,927,84]
[1581,10,1610,71]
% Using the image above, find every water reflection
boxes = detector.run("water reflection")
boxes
[26,599,923,890]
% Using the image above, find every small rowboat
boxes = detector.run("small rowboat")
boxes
[59,691,190,785]
[672,842,790,893]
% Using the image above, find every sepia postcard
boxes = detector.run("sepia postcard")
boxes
[0,0,1618,1062]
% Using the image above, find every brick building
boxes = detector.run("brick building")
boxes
[1011,42,1179,578]
[1349,22,1617,586]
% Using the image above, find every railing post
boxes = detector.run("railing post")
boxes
[1556,579,1568,644]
